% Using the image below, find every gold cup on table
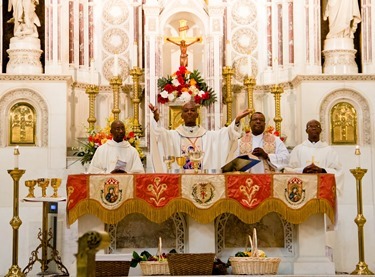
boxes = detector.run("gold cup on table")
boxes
[189,150,204,174]
[25,180,37,198]
[176,156,187,173]
[50,178,62,198]
[163,155,175,173]
[37,178,50,198]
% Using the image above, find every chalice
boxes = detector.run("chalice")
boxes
[189,150,204,174]
[25,180,37,198]
[37,178,50,198]
[50,178,62,198]
[163,155,175,173]
[176,156,187,173]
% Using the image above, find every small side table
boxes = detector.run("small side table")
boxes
[22,197,69,276]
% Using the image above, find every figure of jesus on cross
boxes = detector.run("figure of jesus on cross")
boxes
[166,20,202,67]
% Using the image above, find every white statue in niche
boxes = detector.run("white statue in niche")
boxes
[323,0,361,39]
[8,0,41,38]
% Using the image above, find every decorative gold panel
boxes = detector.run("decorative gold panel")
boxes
[9,102,36,145]
[331,102,357,144]
[168,105,200,130]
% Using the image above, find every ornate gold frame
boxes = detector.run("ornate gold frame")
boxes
[330,102,357,145]
[9,102,36,145]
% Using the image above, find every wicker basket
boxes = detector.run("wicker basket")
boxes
[140,261,170,275]
[95,254,131,276]
[229,256,281,275]
[167,253,216,275]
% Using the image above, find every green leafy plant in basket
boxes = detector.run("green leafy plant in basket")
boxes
[130,249,177,268]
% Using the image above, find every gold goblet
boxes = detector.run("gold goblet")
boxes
[176,156,187,173]
[163,155,175,173]
[25,180,37,198]
[189,150,204,174]
[37,178,50,198]
[50,178,62,198]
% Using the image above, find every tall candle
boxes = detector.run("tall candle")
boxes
[274,57,279,84]
[133,42,138,67]
[113,54,119,76]
[90,58,95,84]
[225,40,231,66]
[355,145,361,168]
[14,146,20,168]
[247,55,252,76]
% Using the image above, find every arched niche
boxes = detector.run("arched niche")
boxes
[319,89,371,145]
[0,88,49,147]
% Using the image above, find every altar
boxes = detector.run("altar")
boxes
[67,172,336,275]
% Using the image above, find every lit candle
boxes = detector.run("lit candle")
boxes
[14,146,20,168]
[113,54,119,76]
[159,237,162,254]
[247,55,252,76]
[225,40,231,66]
[355,145,361,168]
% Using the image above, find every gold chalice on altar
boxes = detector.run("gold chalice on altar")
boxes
[37,178,50,198]
[50,178,62,198]
[176,156,187,173]
[163,155,175,173]
[189,150,204,174]
[25,180,37,198]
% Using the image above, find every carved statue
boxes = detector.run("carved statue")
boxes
[323,0,361,39]
[8,0,41,38]
[166,37,201,67]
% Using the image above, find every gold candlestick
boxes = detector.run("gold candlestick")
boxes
[222,66,235,126]
[244,74,256,116]
[110,75,122,121]
[6,169,26,277]
[85,84,99,130]
[130,66,143,137]
[270,84,284,134]
[350,167,374,275]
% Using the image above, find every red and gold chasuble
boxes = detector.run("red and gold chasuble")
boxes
[239,132,276,173]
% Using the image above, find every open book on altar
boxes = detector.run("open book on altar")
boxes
[221,154,260,173]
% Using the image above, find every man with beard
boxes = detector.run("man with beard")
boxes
[88,120,144,174]
[148,100,251,173]
[235,112,289,173]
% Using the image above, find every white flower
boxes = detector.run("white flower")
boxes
[168,92,176,101]
[160,90,169,99]
[189,86,199,95]
[172,78,180,87]
[179,91,192,103]
[198,90,206,97]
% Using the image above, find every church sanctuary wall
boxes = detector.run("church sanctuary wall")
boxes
[290,75,375,273]
[0,76,78,276]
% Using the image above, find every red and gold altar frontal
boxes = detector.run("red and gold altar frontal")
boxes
[66,173,336,226]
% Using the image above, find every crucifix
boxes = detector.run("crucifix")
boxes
[165,19,202,67]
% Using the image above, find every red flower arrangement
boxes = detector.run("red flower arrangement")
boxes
[157,66,216,107]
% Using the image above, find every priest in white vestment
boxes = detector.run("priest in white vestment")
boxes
[88,120,145,174]
[285,119,343,261]
[285,119,343,193]
[148,101,252,173]
[234,112,290,173]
